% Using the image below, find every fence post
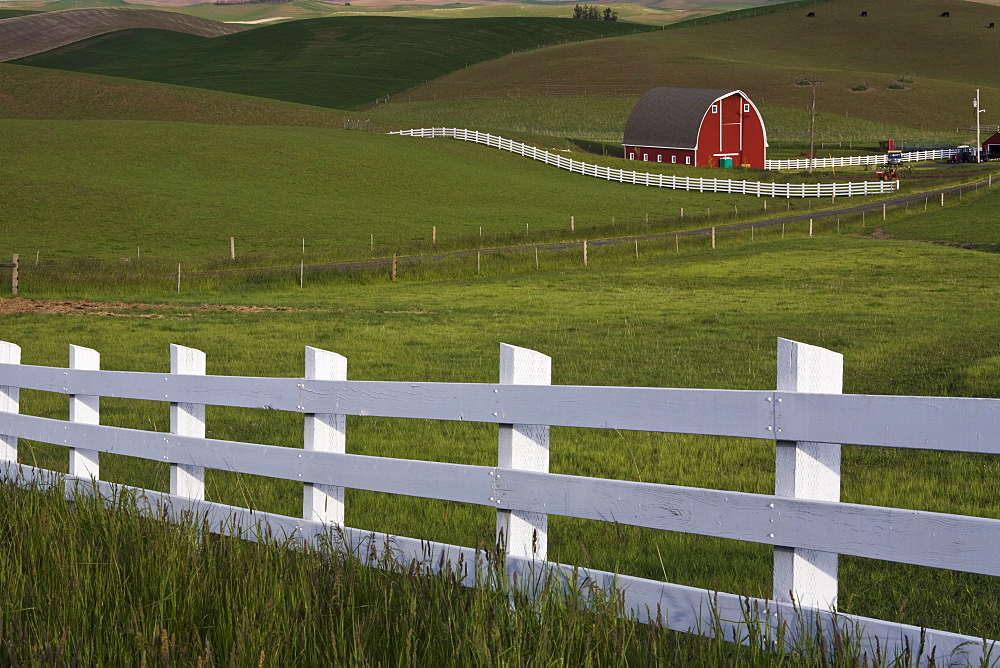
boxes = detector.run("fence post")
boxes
[497,343,551,561]
[774,338,843,611]
[10,254,18,296]
[170,344,206,500]
[68,345,100,480]
[0,342,20,467]
[304,347,347,525]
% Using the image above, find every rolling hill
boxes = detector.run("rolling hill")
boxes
[0,118,767,263]
[0,7,248,61]
[401,0,999,131]
[10,16,656,110]
[0,62,361,126]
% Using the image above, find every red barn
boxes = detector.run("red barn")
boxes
[622,88,768,168]
[984,131,1000,160]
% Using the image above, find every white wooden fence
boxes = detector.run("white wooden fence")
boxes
[1,338,997,665]
[390,128,901,198]
[765,148,960,170]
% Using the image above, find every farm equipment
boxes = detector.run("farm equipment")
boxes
[874,167,899,181]
[948,145,977,163]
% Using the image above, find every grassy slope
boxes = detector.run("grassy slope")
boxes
[0,63,363,125]
[7,215,1000,636]
[366,94,968,144]
[11,16,655,110]
[0,119,819,264]
[882,183,1000,245]
[407,0,1000,131]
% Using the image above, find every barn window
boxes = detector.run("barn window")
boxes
[743,103,750,113]
[643,154,648,161]
[685,156,691,165]
[629,153,634,159]
[671,156,677,164]
[711,104,718,113]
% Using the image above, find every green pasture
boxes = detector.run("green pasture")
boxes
[368,94,967,146]
[7,209,1000,638]
[1,119,900,268]
[1,63,967,150]
[882,181,1000,246]
[409,0,1000,132]
[10,16,655,110]
[0,63,362,126]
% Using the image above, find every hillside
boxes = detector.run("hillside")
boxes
[403,0,999,131]
[0,118,776,263]
[0,63,363,126]
[11,16,656,110]
[0,7,248,61]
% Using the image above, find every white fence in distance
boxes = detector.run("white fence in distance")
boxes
[390,128,901,198]
[765,148,960,170]
[1,338,998,665]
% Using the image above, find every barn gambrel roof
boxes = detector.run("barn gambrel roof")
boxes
[623,87,764,149]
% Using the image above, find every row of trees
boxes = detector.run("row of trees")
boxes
[572,4,618,21]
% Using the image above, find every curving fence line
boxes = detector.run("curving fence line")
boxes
[390,128,901,198]
[764,148,959,170]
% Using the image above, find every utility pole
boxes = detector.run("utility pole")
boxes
[798,76,822,174]
[809,82,817,174]
[975,89,986,163]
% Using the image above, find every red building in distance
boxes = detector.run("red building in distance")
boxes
[983,131,1000,160]
[622,88,768,168]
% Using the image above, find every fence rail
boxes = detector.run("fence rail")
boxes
[764,148,960,170]
[1,338,996,664]
[389,128,901,198]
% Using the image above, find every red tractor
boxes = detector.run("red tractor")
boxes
[875,147,902,180]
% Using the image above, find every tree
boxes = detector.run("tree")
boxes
[603,7,618,21]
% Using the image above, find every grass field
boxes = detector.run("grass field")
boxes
[407,0,1000,131]
[10,16,655,110]
[1,118,899,268]
[367,94,969,145]
[1,63,968,149]
[7,198,1000,640]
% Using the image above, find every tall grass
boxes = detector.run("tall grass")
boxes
[0,477,950,665]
